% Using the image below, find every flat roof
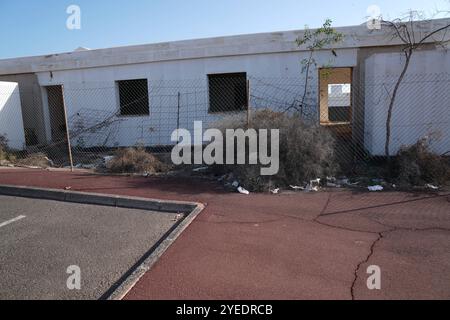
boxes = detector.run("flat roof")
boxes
[0,18,448,75]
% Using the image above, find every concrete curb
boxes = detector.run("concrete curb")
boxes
[0,184,199,213]
[0,184,205,300]
[105,204,205,301]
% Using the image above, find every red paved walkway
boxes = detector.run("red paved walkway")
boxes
[1,167,449,300]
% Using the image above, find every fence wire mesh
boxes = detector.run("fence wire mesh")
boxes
[0,73,449,179]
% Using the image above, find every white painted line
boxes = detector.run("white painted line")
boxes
[0,215,26,229]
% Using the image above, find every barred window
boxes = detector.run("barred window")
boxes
[208,73,248,113]
[117,79,149,116]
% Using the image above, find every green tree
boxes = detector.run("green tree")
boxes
[288,19,343,116]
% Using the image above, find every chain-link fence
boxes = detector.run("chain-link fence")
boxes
[0,73,449,179]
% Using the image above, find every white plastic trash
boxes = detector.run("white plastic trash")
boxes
[237,186,250,195]
[368,185,384,192]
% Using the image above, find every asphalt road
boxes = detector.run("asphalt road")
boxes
[0,195,178,300]
[1,168,450,300]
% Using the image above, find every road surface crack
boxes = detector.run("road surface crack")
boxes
[350,231,385,300]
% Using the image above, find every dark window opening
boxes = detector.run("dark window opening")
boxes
[117,79,149,116]
[208,73,248,113]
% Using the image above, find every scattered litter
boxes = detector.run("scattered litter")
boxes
[306,179,321,192]
[290,185,305,191]
[326,182,341,188]
[75,163,96,170]
[192,166,209,172]
[143,172,150,177]
[103,156,115,167]
[64,186,72,190]
[237,186,250,195]
[337,178,350,185]
[326,177,339,188]
[172,213,183,222]
[270,188,280,194]
[82,164,97,170]
[425,184,439,190]
[306,185,319,192]
[45,157,55,167]
[232,181,240,188]
[368,185,384,192]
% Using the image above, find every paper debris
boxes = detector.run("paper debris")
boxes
[237,186,250,195]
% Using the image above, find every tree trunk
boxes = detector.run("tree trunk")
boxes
[300,51,314,116]
[385,50,413,158]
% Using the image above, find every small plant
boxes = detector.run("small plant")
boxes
[286,19,343,115]
[107,147,169,174]
[0,134,7,160]
[0,134,16,163]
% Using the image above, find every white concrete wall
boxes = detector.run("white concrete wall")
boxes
[364,48,450,155]
[0,82,26,150]
[35,49,358,147]
[0,74,48,145]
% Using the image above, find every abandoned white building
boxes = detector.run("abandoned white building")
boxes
[0,18,449,157]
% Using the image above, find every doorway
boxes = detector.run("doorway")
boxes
[46,85,67,144]
[319,67,353,126]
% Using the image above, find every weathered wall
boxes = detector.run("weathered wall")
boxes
[0,74,47,145]
[33,49,358,147]
[363,47,450,156]
[0,82,26,150]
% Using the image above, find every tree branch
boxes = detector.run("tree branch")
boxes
[417,23,450,46]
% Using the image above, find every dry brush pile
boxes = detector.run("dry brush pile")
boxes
[212,109,338,191]
[106,147,169,174]
[394,137,450,187]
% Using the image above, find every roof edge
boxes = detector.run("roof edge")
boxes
[1,18,449,75]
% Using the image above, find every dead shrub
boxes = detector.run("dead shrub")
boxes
[17,153,52,168]
[395,138,450,186]
[212,109,338,191]
[0,135,7,161]
[0,134,17,163]
[107,147,169,174]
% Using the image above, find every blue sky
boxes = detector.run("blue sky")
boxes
[0,0,448,59]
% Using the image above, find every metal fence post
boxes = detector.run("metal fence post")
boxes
[247,79,251,128]
[177,91,181,141]
[61,85,74,172]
